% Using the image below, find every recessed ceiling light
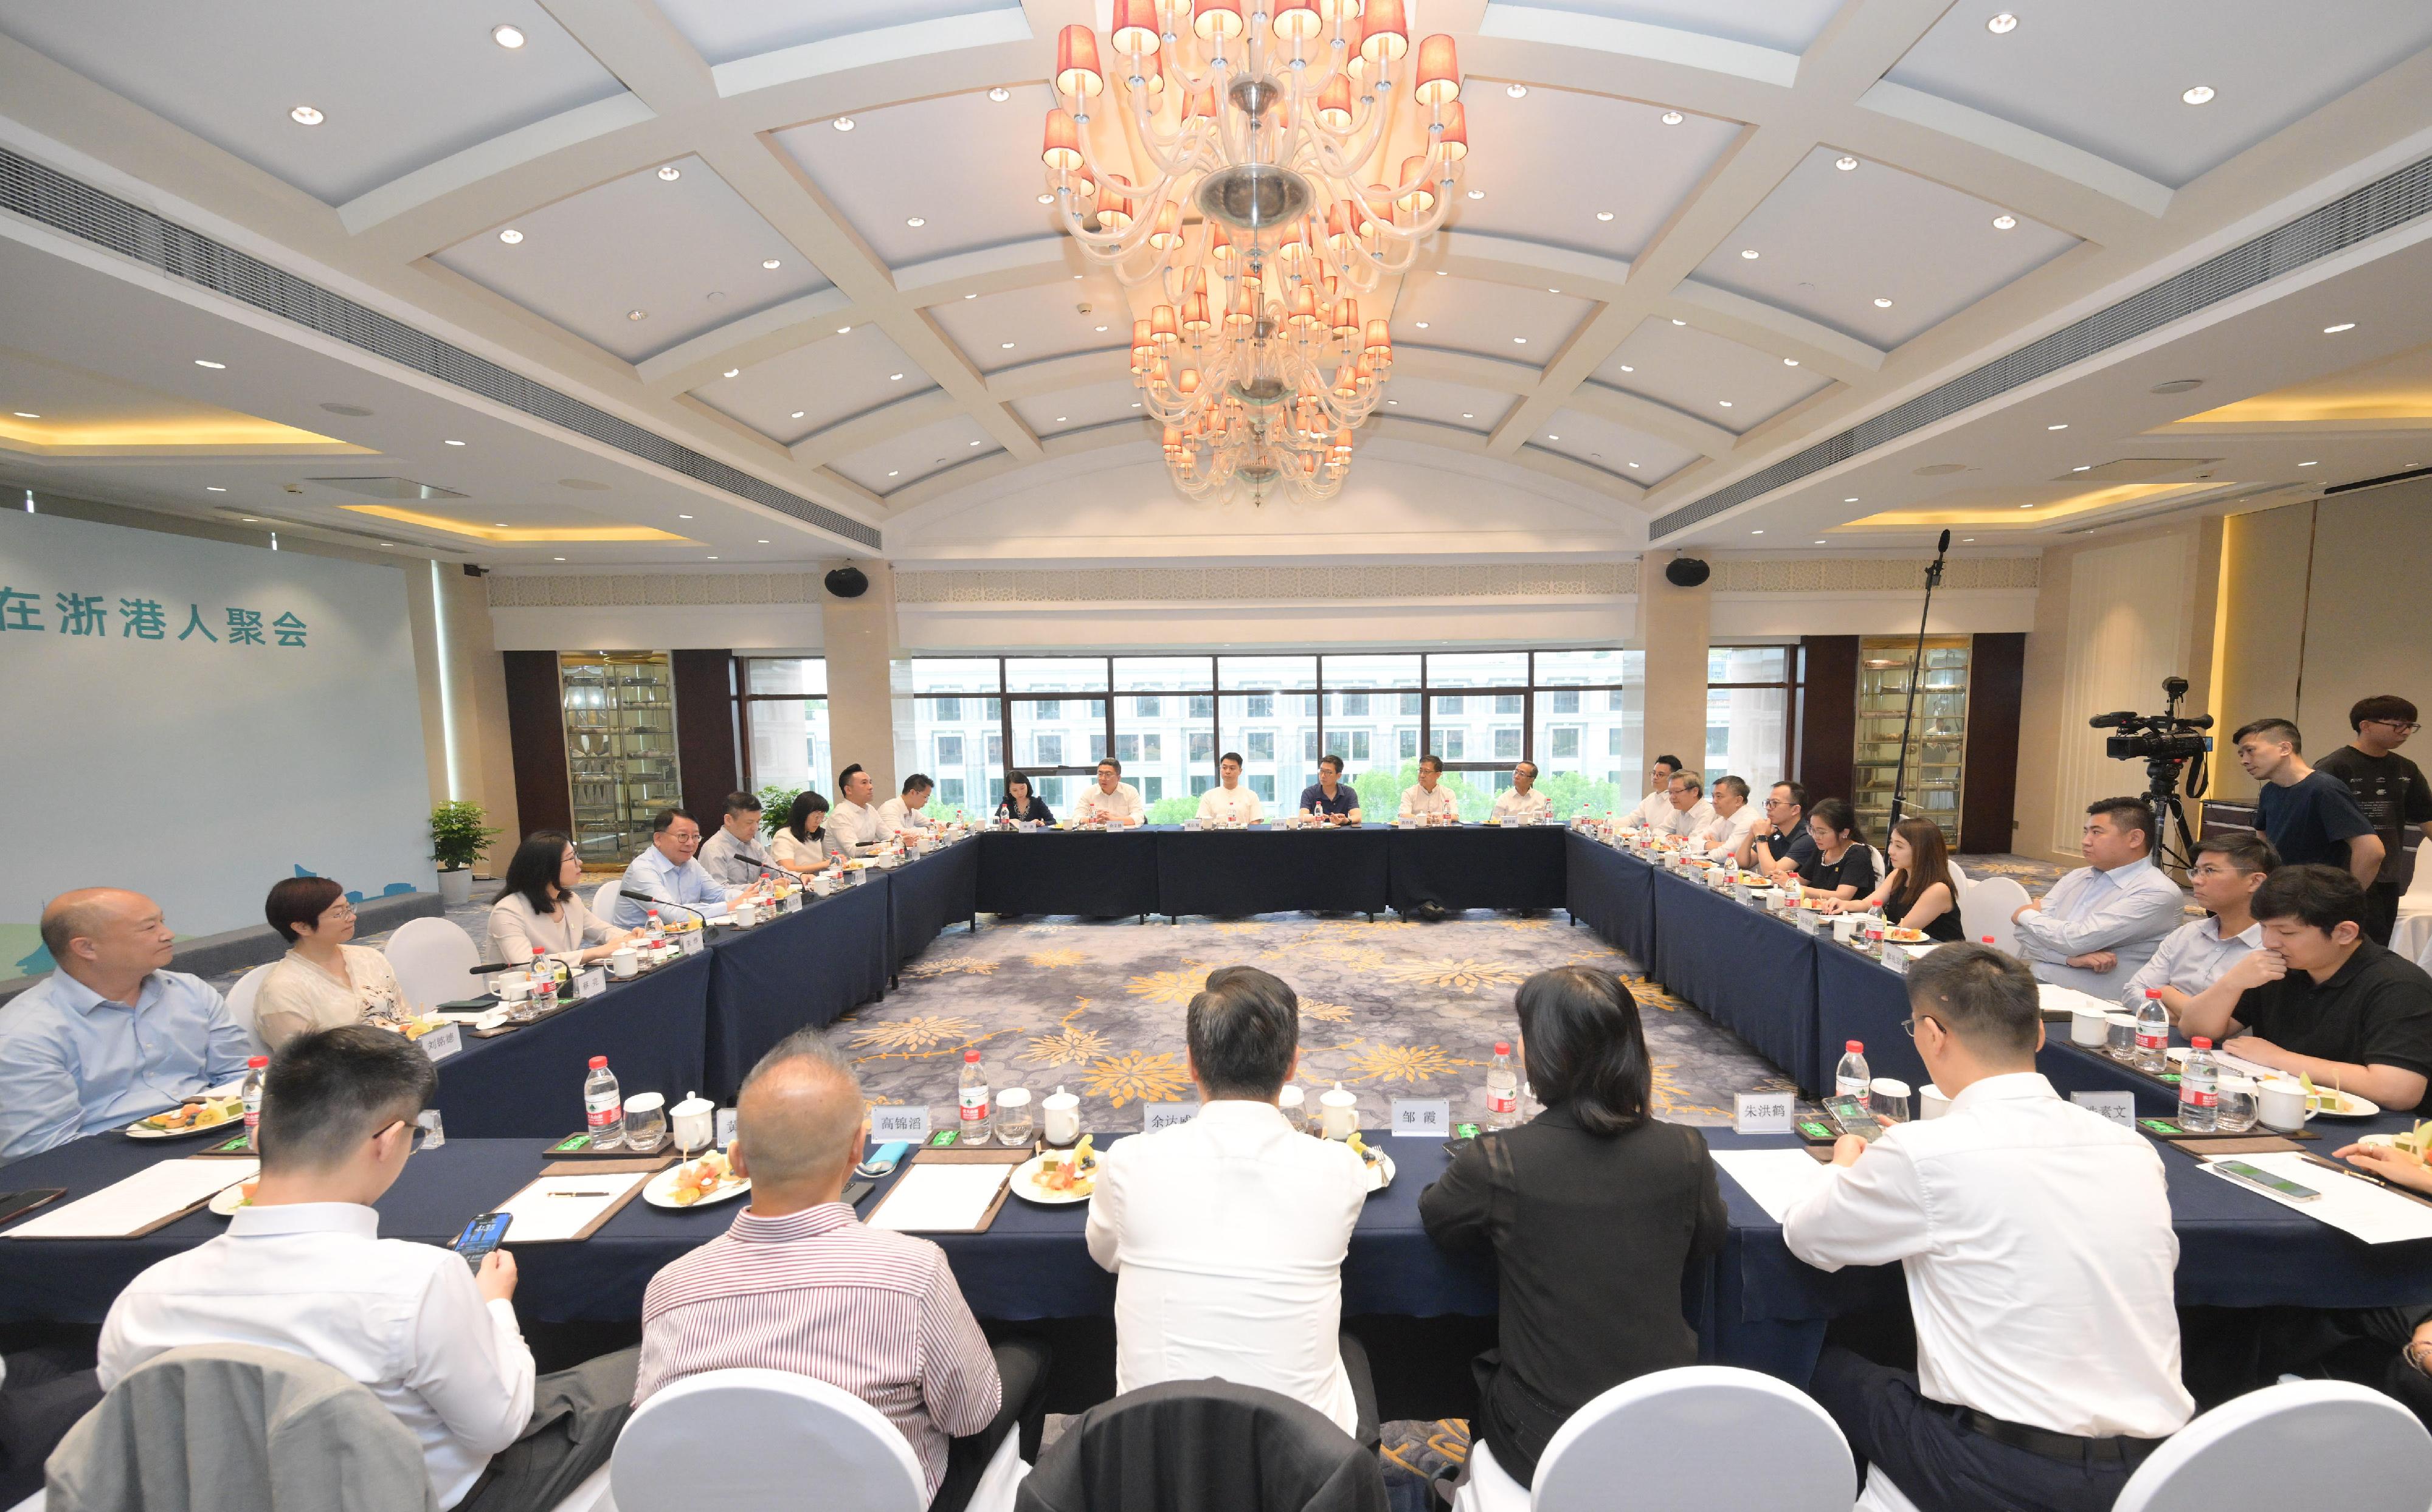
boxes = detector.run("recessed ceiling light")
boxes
[968,439,983,447]
[494,522,508,527]
[1506,83,1529,98]
[836,325,852,334]
[1547,433,1558,440]
[1783,357,1800,366]
[1660,111,1684,125]
[1873,297,1893,308]
[1814,539,1827,544]
[657,165,682,181]
[1963,537,1975,542]
[1617,364,1634,372]
[444,438,466,446]
[1750,529,1764,534]
[1130,402,1141,408]
[2073,464,2090,472]
[2047,423,2068,430]
[906,216,926,227]
[1462,412,1474,418]
[1547,287,1560,294]
[1387,399,1399,406]
[2323,322,2356,334]
[1037,193,1055,204]
[790,410,804,418]
[1095,324,1108,331]
[758,539,770,544]
[1627,461,1640,468]
[2019,503,2036,509]
[964,292,978,299]
[888,469,899,477]
[1991,213,2018,230]
[678,513,693,519]
[2181,85,2216,106]
[194,359,226,368]
[1986,12,2019,33]
[1465,189,1485,200]
[2298,460,2319,467]
[1055,415,1068,422]
[832,117,855,131]
[289,105,323,125]
[706,555,719,560]
[205,485,226,492]
[1436,269,1448,275]
[1739,248,1760,259]
[1000,341,1015,349]
[1718,399,1733,407]
[554,556,566,561]
[498,227,523,244]
[1513,336,1527,345]
[762,258,782,269]
[491,23,525,48]
[12,411,37,418]
[889,372,905,381]
[1835,155,1859,171]
[1415,320,1429,328]
[988,86,1010,102]
[627,309,646,320]
[1843,497,1858,503]
[1595,210,1615,221]
[724,367,739,378]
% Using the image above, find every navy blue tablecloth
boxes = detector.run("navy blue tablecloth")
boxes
[703,881,891,1099]
[1651,871,1823,1094]
[976,829,1161,917]
[1386,826,1566,913]
[889,839,980,971]
[1815,941,1924,1093]
[1563,834,1661,971]
[1156,827,1390,917]
[430,949,711,1139]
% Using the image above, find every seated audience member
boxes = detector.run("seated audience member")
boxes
[828,765,890,853]
[1298,754,1363,825]
[488,832,633,972]
[1784,946,2193,1511]
[1625,755,1684,829]
[1837,816,1964,942]
[2177,864,2432,1114]
[2323,1137,2432,1426]
[254,877,409,1048]
[699,791,776,886]
[1693,775,1759,864]
[2235,718,2384,887]
[1073,759,1145,827]
[636,1031,1037,1512]
[2010,797,2187,997]
[994,770,1055,826]
[2316,696,2432,945]
[1197,752,1265,824]
[879,773,938,836]
[768,790,832,874]
[0,888,252,1159]
[1420,968,1725,1488]
[2118,832,2275,1015]
[0,1341,102,1505]
[98,1026,639,1511]
[1398,754,1462,823]
[607,808,743,930]
[1086,967,1377,1442]
[1650,770,1716,840]
[1796,798,1878,900]
[1490,762,1552,823]
[1749,781,1818,882]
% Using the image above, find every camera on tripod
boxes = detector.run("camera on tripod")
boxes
[2093,707,2214,763]
[2088,675,2213,869]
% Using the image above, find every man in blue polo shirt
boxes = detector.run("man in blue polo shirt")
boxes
[1298,754,1363,826]
[2235,719,2383,889]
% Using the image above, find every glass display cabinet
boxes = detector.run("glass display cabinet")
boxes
[1853,635,1971,844]
[559,652,681,866]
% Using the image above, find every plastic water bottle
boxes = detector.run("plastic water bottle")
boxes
[1835,1041,1871,1102]
[241,1055,269,1150]
[1485,1042,1520,1130]
[2135,989,2171,1074]
[959,1048,993,1142]
[2178,1037,2219,1131]
[646,908,666,948]
[583,1055,625,1150]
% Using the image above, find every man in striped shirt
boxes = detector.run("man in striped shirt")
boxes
[635,1032,1047,1510]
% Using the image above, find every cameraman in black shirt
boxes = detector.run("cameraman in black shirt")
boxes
[2316,696,2432,946]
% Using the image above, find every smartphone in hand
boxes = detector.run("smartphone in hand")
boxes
[451,1211,513,1269]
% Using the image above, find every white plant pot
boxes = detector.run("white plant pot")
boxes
[437,868,473,906]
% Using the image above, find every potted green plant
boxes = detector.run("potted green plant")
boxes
[429,801,501,906]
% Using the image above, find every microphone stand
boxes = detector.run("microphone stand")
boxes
[1887,530,1952,833]
[621,890,716,930]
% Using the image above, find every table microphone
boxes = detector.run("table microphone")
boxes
[621,891,712,925]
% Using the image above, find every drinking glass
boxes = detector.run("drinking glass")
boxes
[413,1110,446,1151]
[995,1089,1035,1147]
[2106,1013,2138,1062]
[2216,1075,2258,1133]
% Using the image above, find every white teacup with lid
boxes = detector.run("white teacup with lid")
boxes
[1320,1083,1359,1141]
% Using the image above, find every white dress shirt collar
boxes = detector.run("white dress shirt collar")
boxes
[228,1200,381,1240]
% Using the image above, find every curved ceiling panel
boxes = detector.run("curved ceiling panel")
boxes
[928,276,1133,376]
[1533,408,1701,485]
[1390,276,1595,366]
[1491,0,1848,55]
[1437,86,1739,260]
[1601,319,1832,432]
[775,85,1061,268]
[1012,378,1149,440]
[832,412,1003,495]
[694,326,934,444]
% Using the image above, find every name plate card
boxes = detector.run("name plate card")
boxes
[1142,1102,1201,1134]
[871,1105,932,1142]
[1884,948,1910,977]
[1794,910,1822,935]
[1391,1097,1453,1137]
[1733,1091,1796,1134]
[417,1024,464,1063]
[572,967,607,1001]
[784,892,803,913]
[715,1108,738,1147]
[2071,1090,2138,1130]
[677,931,705,956]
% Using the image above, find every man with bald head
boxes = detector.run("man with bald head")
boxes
[0,889,252,1159]
[633,1032,1048,1511]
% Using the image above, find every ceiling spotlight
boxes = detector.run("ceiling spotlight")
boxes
[1660,111,1684,125]
[1783,357,1800,366]
[2323,322,2357,334]
[2047,423,2068,430]
[1513,336,1527,344]
[1415,321,1429,328]
[1718,399,1733,407]
[2020,503,2036,509]
[627,309,646,320]
[1843,497,1858,503]
[790,410,805,418]
[1617,364,1634,372]
[2073,464,2091,472]
[205,485,226,492]
[1835,155,1859,171]
[1751,529,1764,534]
[1547,433,1558,440]
[1991,213,2017,230]
[706,555,719,560]
[988,86,1010,102]
[1055,415,1068,422]
[2181,85,2216,106]
[1094,324,1108,331]
[890,372,905,380]
[888,469,900,477]
[723,368,739,378]
[1873,297,1893,308]
[491,23,525,47]
[1465,189,1485,200]
[1740,249,1761,260]
[964,292,977,299]
[1986,12,2018,33]
[1387,399,1399,406]
[1436,269,1448,275]
[444,438,466,446]
[657,164,681,181]
[1037,193,1055,204]
[906,216,926,227]
[832,117,855,131]
[1507,83,1529,98]
[1000,341,1015,349]
[2298,460,2320,467]
[1462,412,1474,419]
[758,539,770,544]
[497,227,523,244]
[1595,210,1615,221]
[12,411,37,418]
[1547,288,1560,294]
[678,513,693,519]
[289,104,323,125]
[194,359,226,368]
[968,440,983,447]
[1627,461,1640,468]
[836,325,852,334]
[1814,539,1827,544]
[554,556,566,562]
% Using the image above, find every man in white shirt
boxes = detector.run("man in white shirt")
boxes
[1783,945,2192,1511]
[1626,754,1684,829]
[1490,761,1551,823]
[1196,752,1265,824]
[1086,967,1376,1442]
[1073,758,1145,827]
[609,808,745,930]
[2012,798,2189,996]
[2119,830,2274,1014]
[698,791,777,887]
[1650,770,1716,840]
[1694,775,1760,863]
[877,773,936,837]
[1398,754,1462,823]
[828,764,889,854]
[97,1026,638,1511]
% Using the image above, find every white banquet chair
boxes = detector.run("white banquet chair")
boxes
[599,1368,1024,1512]
[222,961,277,1057]
[592,880,623,924]
[1451,1365,1852,1512]
[2391,847,2432,965]
[1958,874,2031,954]
[1946,859,1969,897]
[381,916,482,1007]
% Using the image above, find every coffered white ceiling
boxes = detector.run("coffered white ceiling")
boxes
[2,0,2432,568]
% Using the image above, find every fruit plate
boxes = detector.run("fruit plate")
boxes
[644,1157,750,1209]
[1011,1151,1097,1204]
[1357,1148,1397,1193]
[126,1102,244,1140]
[206,1179,257,1217]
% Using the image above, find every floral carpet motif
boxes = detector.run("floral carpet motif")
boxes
[823,912,1792,1128]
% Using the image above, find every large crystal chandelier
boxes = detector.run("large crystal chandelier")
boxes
[1040,0,1470,502]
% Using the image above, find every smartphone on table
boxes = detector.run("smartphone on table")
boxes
[451,1211,514,1269]
[1822,1096,1885,1143]
[2211,1160,2320,1203]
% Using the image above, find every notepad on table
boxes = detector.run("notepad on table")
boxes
[492,1171,653,1243]
[1710,1148,1833,1224]
[2204,1152,2432,1246]
[866,1162,1014,1233]
[9,1157,259,1239]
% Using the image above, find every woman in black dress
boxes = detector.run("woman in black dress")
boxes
[1840,815,1965,941]
[1797,796,1878,900]
[993,770,1055,826]
[1420,967,1727,1488]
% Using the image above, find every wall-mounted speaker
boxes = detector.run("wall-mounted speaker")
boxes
[824,566,869,599]
[1663,556,1711,589]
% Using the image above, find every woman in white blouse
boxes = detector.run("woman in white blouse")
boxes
[768,790,834,874]
[488,832,633,970]
[254,876,408,1049]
